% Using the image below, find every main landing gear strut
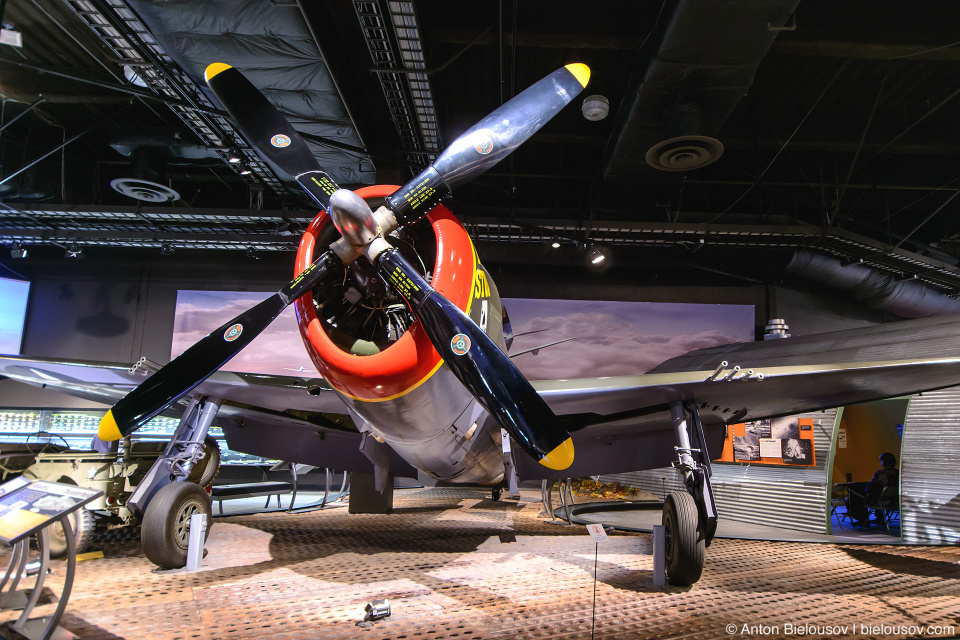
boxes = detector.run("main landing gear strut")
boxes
[663,401,718,586]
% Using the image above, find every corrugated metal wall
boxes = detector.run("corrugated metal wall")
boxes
[602,410,839,534]
[900,388,960,544]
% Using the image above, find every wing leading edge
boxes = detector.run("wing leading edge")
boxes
[0,355,400,474]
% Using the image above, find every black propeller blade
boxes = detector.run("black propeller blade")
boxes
[97,252,340,441]
[378,249,573,469]
[203,63,339,210]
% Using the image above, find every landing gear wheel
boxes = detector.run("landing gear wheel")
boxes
[492,486,502,501]
[141,482,212,569]
[186,436,221,489]
[47,508,95,559]
[662,491,704,586]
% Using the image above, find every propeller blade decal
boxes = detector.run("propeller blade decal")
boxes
[376,248,573,469]
[386,64,590,226]
[204,63,340,209]
[98,251,339,441]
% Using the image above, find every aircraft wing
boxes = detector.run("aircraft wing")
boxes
[515,315,960,480]
[0,355,347,413]
[0,355,411,475]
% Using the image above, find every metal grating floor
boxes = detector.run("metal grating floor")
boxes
[3,487,959,639]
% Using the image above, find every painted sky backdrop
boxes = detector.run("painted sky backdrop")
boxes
[0,278,30,355]
[504,299,754,379]
[173,291,754,379]
[172,290,319,376]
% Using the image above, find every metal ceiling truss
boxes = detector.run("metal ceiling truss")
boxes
[462,219,960,293]
[354,0,440,168]
[63,0,288,195]
[7,195,959,289]
[0,205,310,251]
[6,199,960,288]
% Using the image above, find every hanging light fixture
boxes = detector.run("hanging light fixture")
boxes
[587,245,608,265]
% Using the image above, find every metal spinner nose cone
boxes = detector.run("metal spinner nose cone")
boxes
[329,189,378,247]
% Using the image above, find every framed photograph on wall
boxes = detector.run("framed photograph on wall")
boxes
[733,435,761,462]
[782,438,813,465]
[771,417,800,440]
[744,419,771,439]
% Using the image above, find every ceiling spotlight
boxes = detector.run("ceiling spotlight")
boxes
[239,165,253,175]
[587,245,608,265]
[122,64,149,88]
[160,244,175,256]
[550,237,561,249]
[0,24,23,48]
[227,151,242,164]
[65,244,84,259]
[10,242,26,259]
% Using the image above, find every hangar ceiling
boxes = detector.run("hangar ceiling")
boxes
[3,0,960,299]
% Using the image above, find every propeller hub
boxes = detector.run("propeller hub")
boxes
[330,189,380,249]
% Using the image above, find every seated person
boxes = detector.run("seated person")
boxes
[848,452,899,528]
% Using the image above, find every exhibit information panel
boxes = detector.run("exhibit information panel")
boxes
[0,477,102,544]
[716,416,817,467]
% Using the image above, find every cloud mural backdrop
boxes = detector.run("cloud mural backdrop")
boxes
[504,299,754,380]
[172,291,320,376]
[172,291,754,379]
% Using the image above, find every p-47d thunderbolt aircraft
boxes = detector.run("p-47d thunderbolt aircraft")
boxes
[5,63,960,583]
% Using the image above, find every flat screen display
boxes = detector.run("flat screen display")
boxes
[0,277,29,355]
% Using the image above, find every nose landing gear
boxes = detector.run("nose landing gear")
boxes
[662,401,718,586]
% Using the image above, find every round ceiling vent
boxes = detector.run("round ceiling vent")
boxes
[110,178,180,203]
[645,135,724,172]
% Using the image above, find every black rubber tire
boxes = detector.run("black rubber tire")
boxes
[186,436,221,489]
[47,508,95,559]
[141,482,212,569]
[662,491,705,586]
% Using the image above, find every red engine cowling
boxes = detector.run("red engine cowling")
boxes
[293,185,477,402]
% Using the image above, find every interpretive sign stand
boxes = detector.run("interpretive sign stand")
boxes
[0,477,103,640]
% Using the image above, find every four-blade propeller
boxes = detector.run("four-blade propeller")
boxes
[98,62,589,470]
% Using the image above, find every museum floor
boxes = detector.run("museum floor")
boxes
[2,487,958,640]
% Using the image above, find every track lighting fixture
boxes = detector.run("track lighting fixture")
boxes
[587,245,608,265]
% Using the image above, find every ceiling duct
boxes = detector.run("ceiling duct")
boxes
[784,250,960,318]
[598,0,799,191]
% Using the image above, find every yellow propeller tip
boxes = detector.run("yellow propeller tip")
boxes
[565,63,590,89]
[97,410,122,442]
[204,62,232,83]
[538,437,575,471]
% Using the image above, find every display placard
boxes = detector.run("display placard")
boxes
[585,523,608,542]
[0,478,103,545]
[759,438,781,458]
